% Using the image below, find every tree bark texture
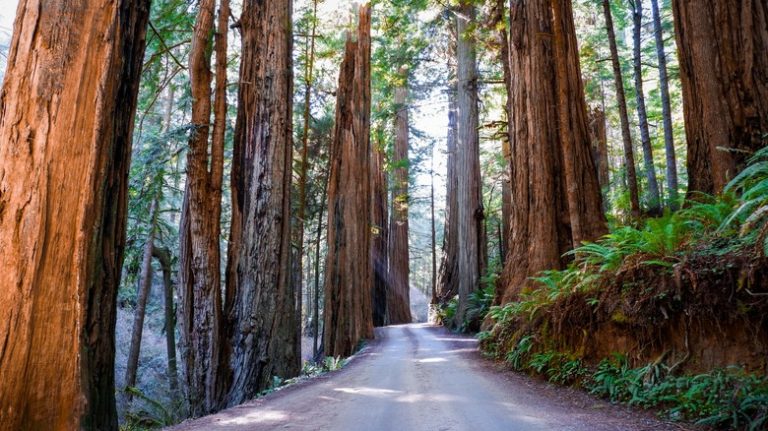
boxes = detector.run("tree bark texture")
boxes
[323,4,374,357]
[500,0,606,304]
[672,0,768,195]
[603,0,641,218]
[371,137,389,327]
[631,0,661,213]
[455,1,484,325]
[226,0,300,405]
[387,67,412,325]
[650,0,679,208]
[551,0,608,246]
[178,0,228,415]
[0,1,150,429]
[437,79,459,304]
[588,107,611,191]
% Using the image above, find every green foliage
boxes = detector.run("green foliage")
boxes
[301,356,347,378]
[434,295,458,325]
[505,335,535,370]
[585,356,768,429]
[122,387,183,430]
[722,145,768,254]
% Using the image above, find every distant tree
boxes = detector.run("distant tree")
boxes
[603,0,641,218]
[388,66,413,325]
[454,0,484,325]
[630,0,661,213]
[323,4,375,357]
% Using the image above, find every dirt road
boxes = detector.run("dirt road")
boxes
[170,324,685,431]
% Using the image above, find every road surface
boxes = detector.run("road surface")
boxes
[170,324,685,431]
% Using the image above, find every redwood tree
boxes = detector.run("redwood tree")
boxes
[672,0,768,195]
[455,0,485,325]
[178,0,229,415]
[0,1,150,428]
[387,67,413,325]
[436,40,459,305]
[501,0,606,304]
[226,0,300,404]
[323,4,375,357]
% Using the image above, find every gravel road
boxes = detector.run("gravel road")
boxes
[169,323,689,431]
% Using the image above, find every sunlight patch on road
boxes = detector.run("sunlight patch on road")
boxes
[334,386,403,397]
[217,409,288,425]
[414,357,448,363]
[394,393,460,403]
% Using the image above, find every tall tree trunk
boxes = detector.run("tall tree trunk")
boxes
[124,199,159,399]
[372,135,389,327]
[496,0,513,260]
[323,4,374,357]
[672,0,768,195]
[178,0,228,415]
[455,1,484,326]
[501,0,606,304]
[437,75,459,304]
[650,0,679,209]
[603,0,641,218]
[313,176,329,357]
[388,67,412,325]
[152,246,179,398]
[430,165,438,306]
[588,107,611,192]
[552,0,608,246]
[226,0,299,404]
[0,1,150,429]
[631,0,661,213]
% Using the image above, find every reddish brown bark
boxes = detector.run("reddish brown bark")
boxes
[178,0,229,415]
[387,67,413,325]
[0,1,151,428]
[437,78,460,304]
[672,0,768,195]
[552,0,607,246]
[323,4,374,357]
[226,0,300,405]
[500,0,606,304]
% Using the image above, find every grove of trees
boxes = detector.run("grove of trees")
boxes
[0,0,765,429]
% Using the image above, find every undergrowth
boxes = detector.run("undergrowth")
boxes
[500,342,768,429]
[479,148,768,430]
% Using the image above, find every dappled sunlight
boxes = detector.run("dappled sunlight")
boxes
[217,409,288,426]
[394,393,461,403]
[414,357,447,363]
[333,386,403,397]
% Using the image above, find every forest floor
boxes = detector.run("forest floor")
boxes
[168,324,694,431]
